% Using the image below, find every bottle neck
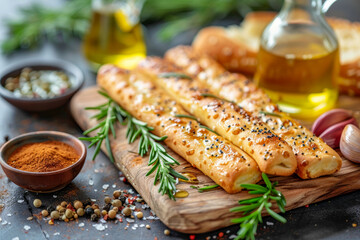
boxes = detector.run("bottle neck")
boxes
[280,0,323,21]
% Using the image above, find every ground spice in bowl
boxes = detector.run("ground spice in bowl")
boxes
[7,141,79,172]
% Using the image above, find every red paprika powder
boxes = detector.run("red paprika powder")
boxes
[7,141,79,172]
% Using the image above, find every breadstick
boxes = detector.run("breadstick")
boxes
[97,65,261,193]
[138,58,297,176]
[165,46,342,179]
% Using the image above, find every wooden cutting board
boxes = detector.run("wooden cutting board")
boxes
[70,86,360,234]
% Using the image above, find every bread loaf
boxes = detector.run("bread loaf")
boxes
[97,65,261,193]
[193,11,360,95]
[138,58,297,176]
[165,46,342,179]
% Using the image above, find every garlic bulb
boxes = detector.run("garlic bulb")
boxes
[312,109,358,148]
[340,124,360,163]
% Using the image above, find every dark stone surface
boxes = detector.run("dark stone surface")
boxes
[1,1,360,240]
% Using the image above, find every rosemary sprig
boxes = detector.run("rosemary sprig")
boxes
[230,173,287,240]
[158,72,192,80]
[201,93,237,105]
[174,114,219,135]
[190,184,220,193]
[80,91,187,200]
[259,111,282,118]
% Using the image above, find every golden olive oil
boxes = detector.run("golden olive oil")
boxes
[255,31,339,119]
[82,7,146,70]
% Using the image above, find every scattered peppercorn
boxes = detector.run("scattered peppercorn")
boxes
[113,190,121,199]
[85,207,94,217]
[146,224,151,229]
[65,209,73,219]
[101,210,107,216]
[136,211,143,219]
[122,207,132,217]
[41,210,49,217]
[104,196,111,204]
[77,208,85,217]
[91,213,99,222]
[103,203,111,212]
[112,207,119,213]
[60,201,67,207]
[74,200,83,210]
[50,211,60,219]
[164,229,170,236]
[33,199,42,208]
[94,209,101,217]
[112,199,122,208]
[119,195,127,205]
[108,209,116,219]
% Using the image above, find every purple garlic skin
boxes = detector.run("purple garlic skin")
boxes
[312,109,358,148]
[340,124,360,163]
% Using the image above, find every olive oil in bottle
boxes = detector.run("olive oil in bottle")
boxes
[82,0,146,71]
[254,0,339,119]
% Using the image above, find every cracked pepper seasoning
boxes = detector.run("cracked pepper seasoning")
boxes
[7,141,79,172]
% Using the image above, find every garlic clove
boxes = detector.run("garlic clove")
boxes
[340,124,360,163]
[319,117,358,148]
[312,109,353,136]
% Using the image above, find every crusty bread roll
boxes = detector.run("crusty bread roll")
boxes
[193,11,360,95]
[165,46,342,179]
[138,58,297,177]
[97,64,261,193]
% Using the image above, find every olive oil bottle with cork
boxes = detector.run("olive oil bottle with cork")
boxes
[254,0,339,119]
[82,0,146,71]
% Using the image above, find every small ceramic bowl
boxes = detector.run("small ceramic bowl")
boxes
[0,131,86,193]
[0,59,84,112]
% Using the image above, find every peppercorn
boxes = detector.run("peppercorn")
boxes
[164,229,170,236]
[101,210,107,216]
[77,208,85,217]
[94,209,101,217]
[91,213,99,222]
[119,195,127,205]
[74,213,78,219]
[146,225,151,229]
[74,200,83,210]
[58,206,66,214]
[122,207,132,217]
[83,199,92,207]
[50,211,60,220]
[33,199,42,208]
[60,201,67,207]
[136,212,143,219]
[104,196,111,204]
[61,214,67,221]
[103,203,111,212]
[112,199,122,208]
[108,210,116,219]
[47,206,55,213]
[65,209,73,219]
[112,207,118,213]
[113,190,121,199]
[41,210,49,217]
[85,207,94,217]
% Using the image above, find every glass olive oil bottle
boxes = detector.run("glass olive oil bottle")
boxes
[254,0,339,119]
[82,0,146,71]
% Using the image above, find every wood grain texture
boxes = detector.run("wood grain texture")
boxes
[70,86,360,234]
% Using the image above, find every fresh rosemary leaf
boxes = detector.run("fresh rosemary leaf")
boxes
[190,184,220,192]
[200,93,237,105]
[81,90,187,200]
[231,173,287,240]
[259,111,282,118]
[175,114,198,121]
[158,72,192,80]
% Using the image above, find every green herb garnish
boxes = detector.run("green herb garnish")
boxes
[175,114,219,135]
[231,173,287,240]
[80,91,187,200]
[158,72,192,80]
[200,93,237,105]
[259,111,282,118]
[190,184,220,193]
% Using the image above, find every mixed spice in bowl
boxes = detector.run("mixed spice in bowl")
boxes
[0,59,84,111]
[0,131,86,192]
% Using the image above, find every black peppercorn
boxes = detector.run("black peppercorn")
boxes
[102,203,111,212]
[85,207,94,217]
[47,206,55,213]
[83,199,92,207]
[91,213,99,222]
[119,195,127,205]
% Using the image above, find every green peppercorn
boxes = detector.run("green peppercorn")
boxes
[50,211,60,220]
[65,209,73,219]
[33,199,42,208]
[41,210,49,217]
[77,208,85,217]
[108,210,116,219]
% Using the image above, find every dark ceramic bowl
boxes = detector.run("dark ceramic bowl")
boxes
[0,131,86,193]
[0,59,84,112]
